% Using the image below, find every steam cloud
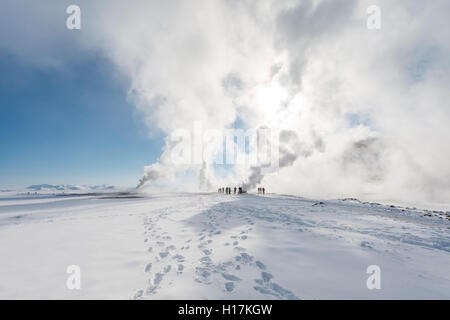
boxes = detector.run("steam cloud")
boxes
[3,0,450,204]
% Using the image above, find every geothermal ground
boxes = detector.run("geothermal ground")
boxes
[0,192,449,299]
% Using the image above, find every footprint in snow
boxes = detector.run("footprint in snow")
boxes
[146,273,164,295]
[222,273,241,281]
[200,256,212,265]
[172,254,185,262]
[133,290,144,299]
[235,252,253,263]
[261,272,273,282]
[194,267,212,284]
[159,251,169,258]
[253,272,298,300]
[225,282,234,292]
[164,265,172,273]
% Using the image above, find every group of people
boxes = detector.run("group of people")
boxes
[217,187,264,194]
[218,187,244,194]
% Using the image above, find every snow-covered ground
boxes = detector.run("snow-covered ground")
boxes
[0,192,449,299]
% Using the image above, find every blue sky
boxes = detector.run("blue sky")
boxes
[0,53,163,188]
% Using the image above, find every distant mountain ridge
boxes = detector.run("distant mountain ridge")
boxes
[0,184,120,195]
[26,184,117,192]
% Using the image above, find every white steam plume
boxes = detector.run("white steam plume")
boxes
[96,0,450,203]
